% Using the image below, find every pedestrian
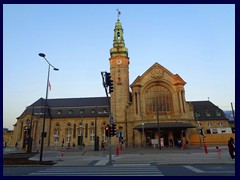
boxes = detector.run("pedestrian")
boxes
[15,141,18,148]
[101,140,105,150]
[227,137,235,160]
[186,139,189,149]
[177,139,182,148]
[169,139,173,147]
[216,146,221,159]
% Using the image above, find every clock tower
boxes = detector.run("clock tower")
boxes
[109,17,130,123]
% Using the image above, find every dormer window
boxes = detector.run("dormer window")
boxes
[216,110,222,117]
[57,110,62,115]
[80,109,84,115]
[195,111,200,118]
[68,110,73,115]
[205,110,211,117]
[103,109,107,114]
[91,109,96,114]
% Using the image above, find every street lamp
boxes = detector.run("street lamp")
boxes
[38,53,59,162]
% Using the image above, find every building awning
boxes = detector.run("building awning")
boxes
[133,122,196,130]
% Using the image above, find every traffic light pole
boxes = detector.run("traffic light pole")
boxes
[101,72,112,165]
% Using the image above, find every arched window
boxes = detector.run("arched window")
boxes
[145,85,173,115]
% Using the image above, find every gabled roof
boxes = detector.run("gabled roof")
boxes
[18,97,110,119]
[131,62,186,87]
[188,101,228,121]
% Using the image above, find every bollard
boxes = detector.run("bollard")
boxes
[61,148,64,156]
[116,146,119,156]
[204,144,208,154]
[183,143,186,150]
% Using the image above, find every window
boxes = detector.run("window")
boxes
[79,121,83,127]
[205,110,211,117]
[145,85,172,115]
[91,109,96,114]
[57,110,62,115]
[54,130,59,143]
[216,110,222,117]
[212,129,218,134]
[68,110,73,115]
[103,109,107,114]
[208,122,212,127]
[90,129,94,142]
[66,130,71,143]
[218,122,223,126]
[85,123,88,138]
[80,109,84,115]
[206,129,211,134]
[102,121,107,126]
[117,32,120,39]
[195,111,200,118]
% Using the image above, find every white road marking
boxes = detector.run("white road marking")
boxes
[183,165,205,173]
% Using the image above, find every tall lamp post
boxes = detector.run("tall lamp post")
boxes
[38,53,59,162]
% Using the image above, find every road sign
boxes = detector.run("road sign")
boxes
[110,116,114,125]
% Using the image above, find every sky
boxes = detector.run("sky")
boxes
[3,4,235,130]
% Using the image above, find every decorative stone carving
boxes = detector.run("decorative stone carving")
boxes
[151,67,164,80]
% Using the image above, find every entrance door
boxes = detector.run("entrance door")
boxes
[145,130,154,146]
[78,135,83,145]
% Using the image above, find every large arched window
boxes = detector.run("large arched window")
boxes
[145,85,173,115]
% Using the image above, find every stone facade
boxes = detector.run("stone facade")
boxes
[11,18,233,151]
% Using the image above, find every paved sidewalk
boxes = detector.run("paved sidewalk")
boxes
[25,145,235,166]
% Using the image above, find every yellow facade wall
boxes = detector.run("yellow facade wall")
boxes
[189,133,235,146]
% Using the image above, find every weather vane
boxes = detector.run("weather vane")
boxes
[116,9,121,20]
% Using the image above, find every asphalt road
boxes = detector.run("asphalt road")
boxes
[3,164,235,176]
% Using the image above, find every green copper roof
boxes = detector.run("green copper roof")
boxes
[110,19,128,58]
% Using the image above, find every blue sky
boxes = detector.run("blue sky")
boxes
[3,4,235,130]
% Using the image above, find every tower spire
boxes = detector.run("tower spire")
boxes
[110,11,128,58]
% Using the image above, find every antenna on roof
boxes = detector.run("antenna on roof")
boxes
[208,97,210,101]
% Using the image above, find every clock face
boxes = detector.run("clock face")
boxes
[116,59,122,65]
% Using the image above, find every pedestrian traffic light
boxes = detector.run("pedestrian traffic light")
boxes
[105,124,110,137]
[111,124,117,136]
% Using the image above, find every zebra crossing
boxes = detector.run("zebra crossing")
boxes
[28,165,164,176]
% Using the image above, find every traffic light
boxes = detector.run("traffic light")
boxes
[105,72,111,86]
[105,72,114,93]
[105,124,110,137]
[182,130,186,137]
[111,124,117,136]
[199,128,204,135]
[109,79,114,93]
